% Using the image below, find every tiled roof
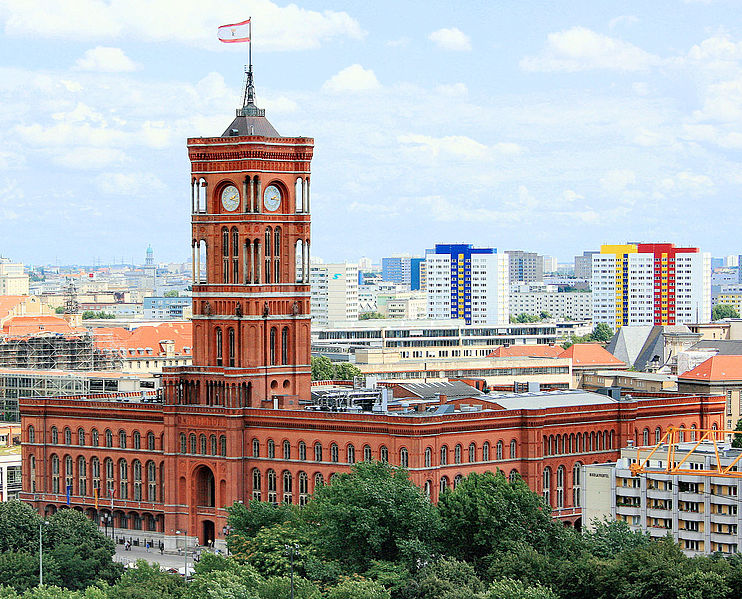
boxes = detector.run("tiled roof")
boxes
[679,355,742,381]
[1,315,84,336]
[0,296,31,321]
[487,345,563,358]
[560,343,627,367]
[94,322,192,356]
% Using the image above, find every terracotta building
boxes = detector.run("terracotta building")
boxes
[20,70,726,549]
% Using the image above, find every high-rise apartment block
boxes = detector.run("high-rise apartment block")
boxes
[574,251,599,279]
[381,255,424,290]
[505,250,543,283]
[426,244,509,325]
[0,258,29,295]
[592,243,711,329]
[311,263,359,326]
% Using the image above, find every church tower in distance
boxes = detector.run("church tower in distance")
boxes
[161,66,313,542]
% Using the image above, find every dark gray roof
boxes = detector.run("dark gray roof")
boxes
[689,340,742,356]
[396,381,482,401]
[221,114,280,138]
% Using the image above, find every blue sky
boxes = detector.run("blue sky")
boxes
[1,0,741,266]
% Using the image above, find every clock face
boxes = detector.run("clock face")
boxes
[263,184,281,212]
[221,185,240,212]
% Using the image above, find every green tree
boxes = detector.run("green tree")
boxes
[582,518,650,559]
[163,291,179,297]
[256,577,321,599]
[108,560,184,599]
[227,500,298,541]
[409,558,485,599]
[333,362,362,381]
[733,419,742,448]
[327,577,390,599]
[591,322,614,343]
[55,306,65,314]
[713,304,740,321]
[359,312,385,320]
[0,552,45,592]
[0,501,41,554]
[302,461,439,572]
[482,578,557,599]
[539,311,551,321]
[310,356,335,381]
[82,311,115,320]
[674,569,729,599]
[437,472,570,567]
[241,522,315,578]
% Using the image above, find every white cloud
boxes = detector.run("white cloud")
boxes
[520,26,660,72]
[435,82,468,97]
[386,37,410,48]
[600,169,636,192]
[658,171,714,194]
[398,134,487,160]
[609,15,639,29]
[53,147,130,169]
[96,172,166,195]
[74,46,139,72]
[0,0,364,51]
[429,27,471,51]
[322,64,380,93]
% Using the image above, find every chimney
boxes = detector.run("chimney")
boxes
[439,393,447,405]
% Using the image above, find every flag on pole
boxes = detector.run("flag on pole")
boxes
[94,487,99,510]
[218,19,251,43]
[66,484,71,506]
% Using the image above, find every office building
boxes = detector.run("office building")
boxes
[311,263,359,326]
[592,243,711,329]
[143,296,192,320]
[574,251,599,280]
[509,283,592,321]
[505,250,544,283]
[381,255,424,291]
[426,244,509,325]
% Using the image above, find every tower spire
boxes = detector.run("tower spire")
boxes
[238,19,264,117]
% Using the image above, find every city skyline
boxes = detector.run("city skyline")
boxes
[2,1,742,264]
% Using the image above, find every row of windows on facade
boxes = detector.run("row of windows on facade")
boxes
[638,425,708,446]
[543,430,615,456]
[194,228,310,285]
[179,433,228,456]
[190,177,310,214]
[31,454,162,503]
[250,438,518,466]
[213,325,290,367]
[29,426,158,450]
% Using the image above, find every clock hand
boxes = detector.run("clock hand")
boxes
[230,194,237,201]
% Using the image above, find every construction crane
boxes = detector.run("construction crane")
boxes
[630,426,742,478]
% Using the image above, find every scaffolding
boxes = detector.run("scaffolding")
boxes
[0,331,124,371]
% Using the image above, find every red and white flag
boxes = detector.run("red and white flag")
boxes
[218,18,251,43]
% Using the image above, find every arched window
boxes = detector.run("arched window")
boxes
[147,461,157,501]
[105,429,112,448]
[380,446,389,463]
[282,471,293,503]
[133,430,141,450]
[64,427,71,445]
[64,455,73,490]
[200,434,207,455]
[210,435,217,456]
[51,455,60,493]
[510,439,517,459]
[51,426,58,445]
[454,444,462,464]
[228,328,236,367]
[496,440,503,460]
[232,227,239,285]
[216,328,223,367]
[690,424,697,441]
[220,435,227,456]
[330,443,339,463]
[440,476,449,494]
[180,433,187,453]
[572,462,582,507]
[78,428,85,446]
[298,441,306,461]
[454,474,463,489]
[267,469,277,504]
[400,447,409,468]
[274,227,281,282]
[28,425,35,443]
[189,433,197,454]
[264,228,272,284]
[283,440,291,460]
[347,444,355,464]
[482,442,490,461]
[363,445,372,462]
[267,439,275,458]
[440,445,448,466]
[119,459,128,499]
[119,430,127,449]
[91,457,100,495]
[424,480,431,498]
[314,442,322,462]
[104,458,114,496]
[542,467,551,505]
[252,438,260,457]
[425,447,432,467]
[299,472,309,506]
[314,472,324,489]
[468,442,476,463]
[281,327,289,365]
[678,426,685,443]
[642,428,649,446]
[655,427,661,444]
[78,456,87,496]
[252,468,262,500]
[556,466,565,509]
[92,429,99,447]
[270,327,277,365]
[509,469,519,483]
[222,227,230,283]
[133,460,142,501]
[147,431,155,451]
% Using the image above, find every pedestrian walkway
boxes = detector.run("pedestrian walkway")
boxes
[114,543,199,572]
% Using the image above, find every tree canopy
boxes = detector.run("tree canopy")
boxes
[713,304,740,321]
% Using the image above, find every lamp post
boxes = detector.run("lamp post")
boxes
[284,543,299,599]
[38,520,48,586]
[176,530,188,580]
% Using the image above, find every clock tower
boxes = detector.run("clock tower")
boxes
[161,66,313,544]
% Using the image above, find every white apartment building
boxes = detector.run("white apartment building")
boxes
[310,263,359,327]
[509,283,592,321]
[0,259,29,295]
[426,244,509,325]
[592,244,711,329]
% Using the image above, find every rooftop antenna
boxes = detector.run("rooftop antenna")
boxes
[237,19,264,117]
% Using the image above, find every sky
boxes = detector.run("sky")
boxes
[1,0,742,266]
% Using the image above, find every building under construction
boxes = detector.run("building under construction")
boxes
[0,333,122,371]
